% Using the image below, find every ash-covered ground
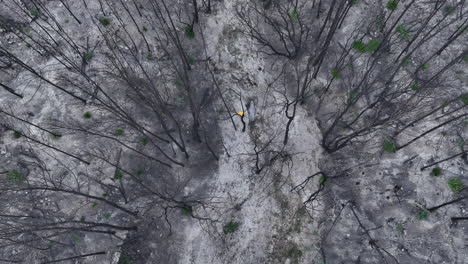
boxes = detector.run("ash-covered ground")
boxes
[0,0,467,263]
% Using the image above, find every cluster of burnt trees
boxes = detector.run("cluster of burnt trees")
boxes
[0,0,225,263]
[238,0,467,263]
[0,0,467,263]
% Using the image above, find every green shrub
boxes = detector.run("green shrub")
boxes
[146,55,153,61]
[331,70,341,79]
[403,58,412,66]
[7,171,25,183]
[99,18,110,26]
[383,141,397,153]
[181,206,192,216]
[461,94,468,105]
[420,64,429,70]
[448,178,464,193]
[223,221,240,234]
[395,223,405,233]
[397,25,410,38]
[366,39,381,52]
[103,213,112,220]
[83,112,92,119]
[185,26,195,39]
[411,82,420,90]
[91,203,98,208]
[351,0,360,6]
[142,26,148,32]
[118,254,133,264]
[431,167,441,176]
[114,172,124,180]
[352,40,367,52]
[350,91,360,101]
[136,169,143,175]
[13,131,22,139]
[352,39,380,52]
[116,129,124,135]
[287,247,303,258]
[30,8,40,17]
[140,138,149,145]
[418,210,429,220]
[289,9,300,21]
[80,216,86,222]
[188,56,196,65]
[52,134,62,140]
[319,175,327,184]
[443,5,455,15]
[84,52,93,62]
[386,1,398,10]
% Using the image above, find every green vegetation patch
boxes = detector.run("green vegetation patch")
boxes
[84,52,93,62]
[331,70,341,79]
[366,39,381,52]
[397,25,410,38]
[7,171,26,184]
[319,175,327,184]
[116,129,124,135]
[181,206,193,216]
[141,138,149,145]
[185,25,195,39]
[352,40,367,52]
[386,1,398,10]
[383,141,397,153]
[99,18,110,26]
[83,112,92,119]
[114,172,124,180]
[352,39,380,53]
[287,247,303,258]
[448,178,464,193]
[461,94,468,105]
[418,210,429,220]
[411,82,420,90]
[431,167,441,176]
[223,221,240,234]
[13,131,22,139]
[30,8,40,17]
[289,9,300,21]
[103,213,112,220]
